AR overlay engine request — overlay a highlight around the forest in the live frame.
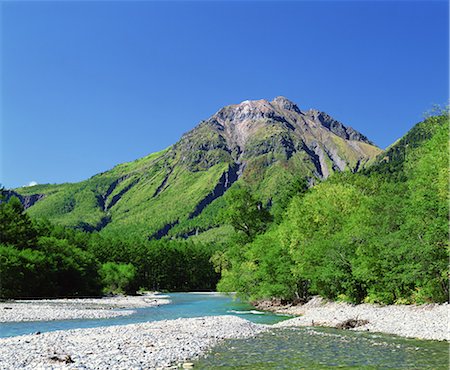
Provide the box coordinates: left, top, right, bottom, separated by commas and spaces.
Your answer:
218, 114, 449, 304
0, 113, 448, 304
0, 197, 219, 298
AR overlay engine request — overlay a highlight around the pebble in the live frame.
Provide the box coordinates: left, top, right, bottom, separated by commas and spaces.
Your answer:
269, 296, 450, 341
1, 295, 447, 369
0, 295, 170, 323
0, 316, 267, 369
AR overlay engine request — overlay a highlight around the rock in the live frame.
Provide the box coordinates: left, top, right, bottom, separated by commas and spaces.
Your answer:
1, 190, 45, 210
0, 316, 266, 369
270, 299, 449, 341
272, 96, 302, 113
0, 295, 170, 323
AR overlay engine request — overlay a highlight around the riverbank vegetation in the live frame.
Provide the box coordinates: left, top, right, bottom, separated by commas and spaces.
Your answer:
1, 114, 447, 303
217, 114, 449, 304
0, 196, 220, 298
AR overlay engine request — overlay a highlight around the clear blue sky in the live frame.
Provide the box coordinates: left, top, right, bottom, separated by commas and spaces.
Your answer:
1, 1, 448, 189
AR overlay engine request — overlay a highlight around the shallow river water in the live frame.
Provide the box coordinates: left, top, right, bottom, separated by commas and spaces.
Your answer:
1, 293, 448, 368
0, 292, 287, 338
194, 326, 449, 369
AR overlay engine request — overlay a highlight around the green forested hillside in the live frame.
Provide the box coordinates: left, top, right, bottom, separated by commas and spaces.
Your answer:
3, 99, 447, 303
14, 97, 381, 242
16, 149, 233, 241
0, 195, 220, 298
217, 114, 449, 304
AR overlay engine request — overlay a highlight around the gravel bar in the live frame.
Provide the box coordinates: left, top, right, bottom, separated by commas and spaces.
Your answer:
0, 295, 170, 323
0, 316, 267, 369
1, 295, 447, 369
261, 296, 449, 341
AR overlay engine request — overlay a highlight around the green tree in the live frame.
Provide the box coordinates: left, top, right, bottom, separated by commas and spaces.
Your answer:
271, 176, 308, 223
99, 262, 136, 294
37, 236, 101, 296
400, 120, 448, 302
221, 185, 273, 243
282, 182, 369, 302
0, 245, 51, 298
0, 196, 38, 249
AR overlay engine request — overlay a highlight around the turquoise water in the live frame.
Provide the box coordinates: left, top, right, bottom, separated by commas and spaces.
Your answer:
0, 293, 289, 338
1, 293, 448, 369
195, 327, 449, 369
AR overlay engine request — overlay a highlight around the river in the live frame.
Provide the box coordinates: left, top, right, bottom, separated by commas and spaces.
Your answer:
1, 293, 448, 368
0, 292, 287, 338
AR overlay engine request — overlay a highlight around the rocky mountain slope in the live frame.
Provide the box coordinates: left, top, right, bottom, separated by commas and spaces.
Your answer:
13, 97, 381, 241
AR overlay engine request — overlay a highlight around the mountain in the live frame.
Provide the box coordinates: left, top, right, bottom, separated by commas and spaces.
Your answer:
13, 97, 381, 241
363, 114, 446, 181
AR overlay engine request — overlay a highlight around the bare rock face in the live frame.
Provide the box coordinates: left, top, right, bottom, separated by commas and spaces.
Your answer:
272, 96, 302, 113
179, 96, 380, 179
305, 109, 372, 144
213, 99, 280, 150
1, 190, 45, 210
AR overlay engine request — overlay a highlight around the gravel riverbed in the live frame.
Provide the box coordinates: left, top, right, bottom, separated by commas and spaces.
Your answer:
0, 295, 447, 369
0, 295, 170, 322
258, 296, 449, 341
0, 316, 266, 369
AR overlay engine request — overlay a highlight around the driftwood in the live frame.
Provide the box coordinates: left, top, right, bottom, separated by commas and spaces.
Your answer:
336, 318, 369, 329
49, 354, 74, 364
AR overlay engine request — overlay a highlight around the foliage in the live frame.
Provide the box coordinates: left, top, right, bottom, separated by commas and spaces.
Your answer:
216, 114, 449, 304
282, 181, 370, 302
0, 196, 38, 249
0, 245, 53, 298
0, 195, 220, 298
0, 196, 101, 298
216, 185, 280, 298
219, 185, 273, 244
218, 230, 299, 300
363, 114, 447, 181
99, 262, 136, 294
92, 239, 221, 292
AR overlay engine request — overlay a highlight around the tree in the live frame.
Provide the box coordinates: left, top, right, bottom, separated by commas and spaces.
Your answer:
217, 185, 274, 296
0, 245, 51, 298
271, 176, 308, 223
99, 262, 136, 294
221, 185, 273, 243
0, 196, 38, 249
282, 182, 369, 302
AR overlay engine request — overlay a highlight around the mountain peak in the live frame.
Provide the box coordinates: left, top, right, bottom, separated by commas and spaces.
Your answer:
271, 96, 301, 113
234, 96, 300, 113
239, 98, 269, 106
209, 97, 373, 148
214, 96, 303, 124
213, 98, 274, 125
181, 96, 380, 179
